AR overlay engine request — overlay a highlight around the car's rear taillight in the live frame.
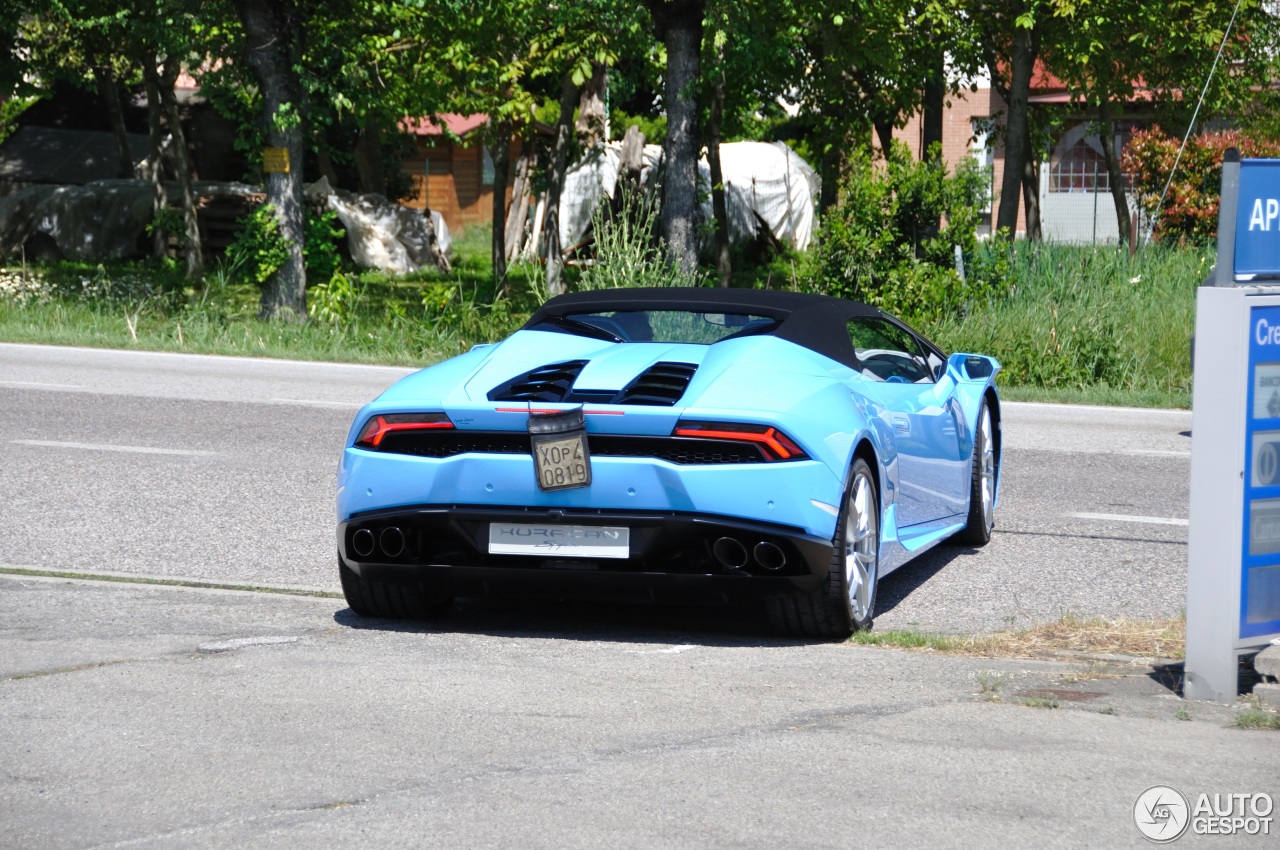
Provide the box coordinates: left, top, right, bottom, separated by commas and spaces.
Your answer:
672, 421, 808, 461
355, 413, 454, 448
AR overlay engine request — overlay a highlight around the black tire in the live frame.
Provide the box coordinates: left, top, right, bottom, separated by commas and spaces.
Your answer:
957, 399, 996, 546
339, 557, 451, 620
767, 457, 879, 639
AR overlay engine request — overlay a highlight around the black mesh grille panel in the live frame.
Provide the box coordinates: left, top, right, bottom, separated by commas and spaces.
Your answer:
368, 431, 765, 464
487, 360, 586, 403
614, 362, 698, 406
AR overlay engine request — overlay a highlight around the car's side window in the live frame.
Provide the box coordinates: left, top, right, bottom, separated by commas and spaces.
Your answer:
847, 318, 934, 383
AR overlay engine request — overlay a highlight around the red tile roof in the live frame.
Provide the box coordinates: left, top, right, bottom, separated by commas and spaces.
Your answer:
400, 114, 489, 137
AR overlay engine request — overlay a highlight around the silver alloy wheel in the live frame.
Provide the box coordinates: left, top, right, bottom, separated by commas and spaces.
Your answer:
979, 407, 994, 533
845, 472, 878, 622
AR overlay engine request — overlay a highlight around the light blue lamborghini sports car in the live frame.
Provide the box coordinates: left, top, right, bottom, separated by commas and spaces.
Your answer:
337, 287, 1001, 638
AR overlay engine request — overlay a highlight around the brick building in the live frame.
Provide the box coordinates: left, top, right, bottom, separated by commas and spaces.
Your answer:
890, 65, 1143, 244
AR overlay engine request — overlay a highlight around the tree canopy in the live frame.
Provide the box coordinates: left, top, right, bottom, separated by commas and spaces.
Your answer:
2, 0, 1277, 310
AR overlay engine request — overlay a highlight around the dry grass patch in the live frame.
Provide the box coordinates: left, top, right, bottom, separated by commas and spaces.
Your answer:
851, 614, 1185, 660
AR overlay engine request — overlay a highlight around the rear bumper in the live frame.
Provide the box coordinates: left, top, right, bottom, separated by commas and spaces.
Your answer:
339, 504, 835, 598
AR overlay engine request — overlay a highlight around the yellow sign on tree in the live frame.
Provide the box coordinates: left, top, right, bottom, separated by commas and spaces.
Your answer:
262, 147, 290, 174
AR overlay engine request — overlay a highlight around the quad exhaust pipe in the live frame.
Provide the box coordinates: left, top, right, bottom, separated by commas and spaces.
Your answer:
712, 537, 788, 572
351, 528, 375, 558
350, 526, 406, 559
712, 537, 748, 569
753, 541, 787, 571
379, 527, 405, 558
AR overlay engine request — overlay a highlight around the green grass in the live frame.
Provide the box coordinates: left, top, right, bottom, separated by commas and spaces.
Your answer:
924, 242, 1208, 401
847, 629, 971, 651
1233, 709, 1280, 730
0, 234, 1207, 409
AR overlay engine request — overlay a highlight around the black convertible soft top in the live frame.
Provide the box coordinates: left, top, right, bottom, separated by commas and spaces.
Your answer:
524, 287, 929, 370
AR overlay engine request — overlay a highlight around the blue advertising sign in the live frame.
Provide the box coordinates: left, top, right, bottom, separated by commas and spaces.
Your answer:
1235, 160, 1280, 277
1240, 305, 1280, 638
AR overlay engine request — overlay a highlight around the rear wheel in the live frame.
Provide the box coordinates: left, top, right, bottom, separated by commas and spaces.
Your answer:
957, 400, 996, 546
339, 557, 451, 620
768, 458, 879, 639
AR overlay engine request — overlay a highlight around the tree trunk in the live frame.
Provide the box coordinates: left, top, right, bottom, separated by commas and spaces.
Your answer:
158, 59, 203, 280
820, 143, 842, 212
505, 140, 534, 263
142, 62, 168, 260
649, 0, 705, 274
707, 66, 730, 286
618, 124, 646, 190
95, 66, 134, 178
488, 120, 511, 291
995, 24, 1036, 236
874, 118, 894, 157
575, 63, 608, 147
542, 72, 582, 297
355, 118, 386, 196
1021, 123, 1042, 241
921, 50, 944, 163
1097, 101, 1131, 247
920, 49, 945, 246
234, 0, 306, 320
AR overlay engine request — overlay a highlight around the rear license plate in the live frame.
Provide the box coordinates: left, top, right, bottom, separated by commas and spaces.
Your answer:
531, 432, 591, 491
488, 523, 630, 559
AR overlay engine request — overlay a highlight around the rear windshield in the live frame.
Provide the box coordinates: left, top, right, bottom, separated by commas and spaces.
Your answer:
530, 310, 779, 344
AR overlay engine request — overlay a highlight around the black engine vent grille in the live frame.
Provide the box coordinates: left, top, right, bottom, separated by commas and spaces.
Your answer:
487, 360, 587, 403
614, 362, 698, 406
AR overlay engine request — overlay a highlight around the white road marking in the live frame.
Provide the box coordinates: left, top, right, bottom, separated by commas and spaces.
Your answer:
11, 440, 215, 457
0, 380, 83, 389
269, 398, 364, 409
1124, 449, 1191, 457
1070, 512, 1189, 527
625, 644, 696, 655
1004, 400, 1190, 415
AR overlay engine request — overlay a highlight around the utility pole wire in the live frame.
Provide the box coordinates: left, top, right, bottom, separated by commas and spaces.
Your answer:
1143, 0, 1245, 246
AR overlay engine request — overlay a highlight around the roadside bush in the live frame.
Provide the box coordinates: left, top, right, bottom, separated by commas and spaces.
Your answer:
1123, 128, 1280, 244
578, 183, 705, 290
226, 204, 289, 286
810, 142, 1009, 325
304, 210, 345, 284
924, 243, 1208, 394
226, 205, 347, 288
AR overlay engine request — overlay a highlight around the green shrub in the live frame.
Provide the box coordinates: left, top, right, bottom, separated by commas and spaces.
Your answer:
578, 183, 705, 290
307, 270, 359, 324
810, 142, 1008, 324
304, 210, 344, 285
1123, 128, 1280, 244
924, 243, 1207, 393
227, 206, 346, 288
226, 205, 289, 286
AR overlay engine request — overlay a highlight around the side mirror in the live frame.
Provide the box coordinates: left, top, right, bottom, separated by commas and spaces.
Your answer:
947, 352, 999, 381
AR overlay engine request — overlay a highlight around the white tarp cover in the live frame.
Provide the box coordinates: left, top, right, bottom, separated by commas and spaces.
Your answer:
305, 178, 451, 275
558, 140, 819, 254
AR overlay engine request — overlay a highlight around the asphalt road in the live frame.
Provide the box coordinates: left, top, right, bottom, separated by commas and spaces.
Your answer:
3, 344, 1271, 850
2, 574, 1274, 850
0, 342, 1191, 633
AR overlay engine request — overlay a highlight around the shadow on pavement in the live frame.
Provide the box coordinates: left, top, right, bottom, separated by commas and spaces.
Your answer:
333, 595, 817, 649
873, 543, 969, 618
